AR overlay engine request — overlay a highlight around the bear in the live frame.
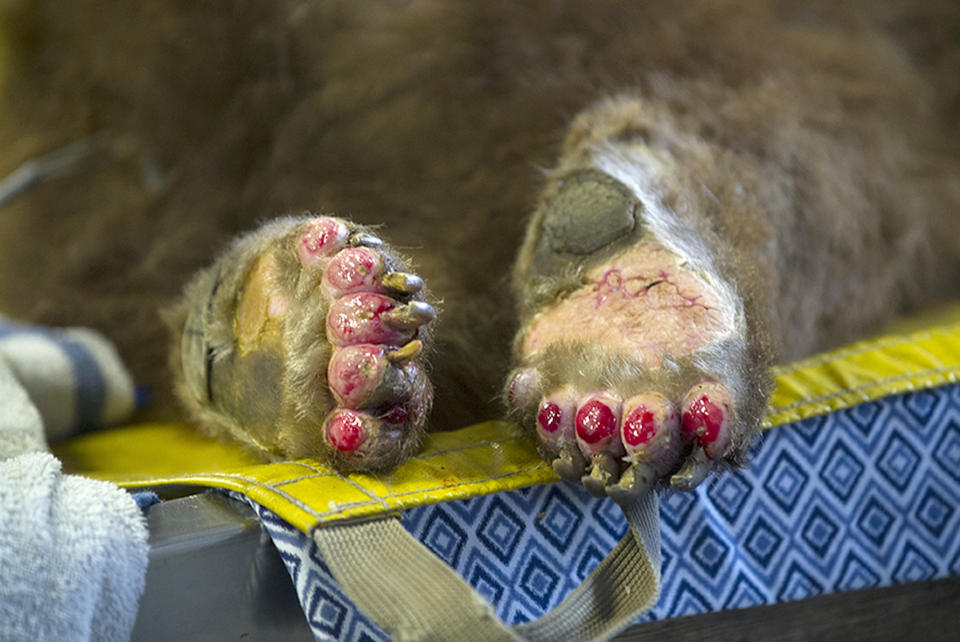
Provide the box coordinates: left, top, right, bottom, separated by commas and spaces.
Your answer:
0, 0, 958, 500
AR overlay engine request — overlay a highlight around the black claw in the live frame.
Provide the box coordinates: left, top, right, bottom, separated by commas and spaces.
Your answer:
606, 462, 656, 504
670, 445, 711, 492
364, 363, 412, 409
552, 443, 586, 481
349, 232, 384, 247
383, 301, 436, 330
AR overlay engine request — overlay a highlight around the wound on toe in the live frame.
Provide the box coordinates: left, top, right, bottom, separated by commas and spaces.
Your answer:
322, 247, 385, 297
621, 394, 681, 475
538, 402, 564, 434
327, 410, 366, 451
326, 293, 413, 346
298, 217, 349, 267
575, 394, 622, 455
622, 407, 657, 447
681, 394, 727, 459
542, 170, 638, 255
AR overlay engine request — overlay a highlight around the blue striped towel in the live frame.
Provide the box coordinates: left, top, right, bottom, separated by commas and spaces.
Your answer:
0, 316, 136, 444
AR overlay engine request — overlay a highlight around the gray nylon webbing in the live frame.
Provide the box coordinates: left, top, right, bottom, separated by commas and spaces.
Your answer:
314, 517, 519, 642
313, 490, 661, 641
515, 490, 661, 641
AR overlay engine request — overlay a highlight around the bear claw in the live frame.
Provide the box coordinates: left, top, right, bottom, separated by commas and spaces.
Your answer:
552, 442, 587, 481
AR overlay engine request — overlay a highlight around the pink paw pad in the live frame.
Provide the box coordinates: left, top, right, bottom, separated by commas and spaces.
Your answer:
324, 408, 408, 466
326, 409, 368, 452
681, 383, 733, 460
506, 368, 540, 413
327, 344, 412, 409
575, 392, 624, 458
322, 247, 387, 298
621, 393, 681, 475
326, 293, 416, 347
298, 217, 349, 267
535, 387, 577, 451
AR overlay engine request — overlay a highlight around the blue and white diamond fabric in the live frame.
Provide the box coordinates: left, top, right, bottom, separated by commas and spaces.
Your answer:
251, 384, 960, 641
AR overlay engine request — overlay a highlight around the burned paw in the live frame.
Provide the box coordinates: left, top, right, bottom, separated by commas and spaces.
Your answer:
171, 215, 435, 472
510, 164, 755, 498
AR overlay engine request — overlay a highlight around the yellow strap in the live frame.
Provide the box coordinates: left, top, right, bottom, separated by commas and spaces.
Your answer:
53, 305, 960, 533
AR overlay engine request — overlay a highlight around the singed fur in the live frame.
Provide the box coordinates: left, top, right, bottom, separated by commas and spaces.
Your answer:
0, 1, 958, 439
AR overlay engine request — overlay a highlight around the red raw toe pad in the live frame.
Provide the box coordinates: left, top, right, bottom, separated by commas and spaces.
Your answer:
622, 407, 657, 447
681, 383, 733, 460
575, 392, 624, 457
621, 394, 681, 476
298, 217, 349, 267
535, 387, 577, 451
322, 247, 386, 297
326, 293, 414, 347
326, 409, 367, 452
538, 402, 564, 433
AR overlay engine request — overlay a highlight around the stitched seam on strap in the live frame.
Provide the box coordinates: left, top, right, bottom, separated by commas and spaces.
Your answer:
764, 364, 960, 417
378, 463, 552, 502
770, 323, 960, 375
308, 462, 553, 519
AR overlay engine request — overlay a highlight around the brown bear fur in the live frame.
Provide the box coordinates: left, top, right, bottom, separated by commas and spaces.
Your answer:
0, 0, 958, 440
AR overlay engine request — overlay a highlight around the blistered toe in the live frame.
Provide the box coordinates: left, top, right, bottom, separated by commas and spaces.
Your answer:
327, 345, 412, 409
506, 368, 540, 414
575, 392, 624, 458
322, 247, 386, 297
298, 217, 350, 267
326, 293, 415, 347
681, 382, 733, 460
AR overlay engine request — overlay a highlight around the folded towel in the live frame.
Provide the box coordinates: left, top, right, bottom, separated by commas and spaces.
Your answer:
0, 453, 149, 641
0, 318, 147, 642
